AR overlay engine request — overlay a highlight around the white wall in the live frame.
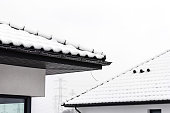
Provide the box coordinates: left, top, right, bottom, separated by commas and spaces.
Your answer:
79, 104, 170, 113
0, 64, 46, 97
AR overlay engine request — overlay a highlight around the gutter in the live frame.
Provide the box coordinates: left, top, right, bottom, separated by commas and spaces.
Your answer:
75, 107, 81, 113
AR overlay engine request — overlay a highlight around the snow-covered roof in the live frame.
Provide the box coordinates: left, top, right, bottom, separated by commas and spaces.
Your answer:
64, 50, 170, 107
0, 21, 106, 60
0, 21, 111, 75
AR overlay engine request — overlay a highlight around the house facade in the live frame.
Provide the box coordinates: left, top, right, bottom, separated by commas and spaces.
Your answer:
63, 50, 170, 113
0, 21, 110, 113
79, 104, 169, 113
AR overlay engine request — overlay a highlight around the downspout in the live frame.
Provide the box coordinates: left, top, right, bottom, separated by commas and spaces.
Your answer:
75, 107, 81, 113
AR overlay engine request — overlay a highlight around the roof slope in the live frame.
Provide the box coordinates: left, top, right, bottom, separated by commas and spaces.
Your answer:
64, 50, 170, 107
0, 21, 107, 61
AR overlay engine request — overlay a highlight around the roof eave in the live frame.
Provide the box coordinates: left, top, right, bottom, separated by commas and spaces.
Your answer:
63, 100, 170, 107
0, 44, 111, 74
0, 43, 111, 65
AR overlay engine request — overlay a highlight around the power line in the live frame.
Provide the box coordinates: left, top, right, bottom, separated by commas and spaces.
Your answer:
90, 72, 98, 81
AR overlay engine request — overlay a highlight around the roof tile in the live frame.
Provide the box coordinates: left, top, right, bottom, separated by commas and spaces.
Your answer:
0, 22, 105, 60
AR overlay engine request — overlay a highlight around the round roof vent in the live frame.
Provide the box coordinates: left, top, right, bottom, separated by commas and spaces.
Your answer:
133, 70, 137, 74
147, 68, 150, 72
140, 69, 144, 73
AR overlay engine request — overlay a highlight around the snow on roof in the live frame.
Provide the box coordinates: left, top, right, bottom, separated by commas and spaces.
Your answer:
0, 21, 106, 60
64, 50, 170, 106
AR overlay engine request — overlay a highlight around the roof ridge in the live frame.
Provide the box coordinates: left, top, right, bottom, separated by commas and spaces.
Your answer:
63, 49, 170, 105
0, 21, 105, 57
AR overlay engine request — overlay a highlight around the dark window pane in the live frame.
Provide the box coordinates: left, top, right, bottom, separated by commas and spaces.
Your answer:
0, 97, 25, 104
150, 109, 161, 113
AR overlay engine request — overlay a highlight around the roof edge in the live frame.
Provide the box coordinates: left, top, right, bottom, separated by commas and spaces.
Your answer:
63, 100, 170, 107
0, 43, 111, 66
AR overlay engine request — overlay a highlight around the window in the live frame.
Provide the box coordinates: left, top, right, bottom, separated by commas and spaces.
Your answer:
149, 109, 161, 113
0, 95, 31, 113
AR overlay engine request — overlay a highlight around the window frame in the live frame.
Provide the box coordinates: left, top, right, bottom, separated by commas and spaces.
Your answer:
0, 94, 31, 113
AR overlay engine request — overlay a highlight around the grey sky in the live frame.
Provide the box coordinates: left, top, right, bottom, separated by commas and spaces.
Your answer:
1, 0, 170, 113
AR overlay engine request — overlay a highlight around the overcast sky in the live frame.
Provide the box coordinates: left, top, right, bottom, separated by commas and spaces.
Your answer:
1, 0, 170, 113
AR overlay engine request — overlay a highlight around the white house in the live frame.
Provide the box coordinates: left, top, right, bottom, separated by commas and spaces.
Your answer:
63, 50, 170, 113
0, 21, 111, 113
